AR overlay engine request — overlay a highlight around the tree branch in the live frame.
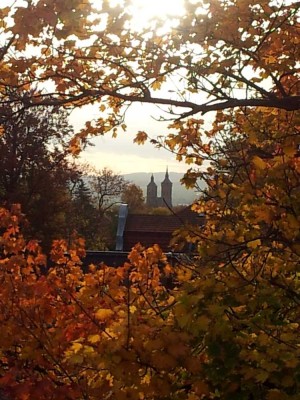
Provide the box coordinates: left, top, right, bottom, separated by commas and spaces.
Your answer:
9, 90, 300, 119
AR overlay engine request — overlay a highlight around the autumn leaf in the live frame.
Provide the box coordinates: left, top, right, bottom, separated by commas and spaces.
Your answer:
133, 131, 148, 145
95, 308, 114, 321
247, 239, 261, 249
252, 156, 267, 170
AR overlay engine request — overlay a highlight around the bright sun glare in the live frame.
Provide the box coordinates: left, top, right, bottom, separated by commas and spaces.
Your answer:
128, 0, 186, 31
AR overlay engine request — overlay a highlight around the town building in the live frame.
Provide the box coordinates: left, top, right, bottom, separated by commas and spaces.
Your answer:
146, 169, 172, 208
115, 203, 204, 252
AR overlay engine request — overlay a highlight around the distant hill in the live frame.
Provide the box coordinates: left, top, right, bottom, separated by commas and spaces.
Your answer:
123, 172, 204, 206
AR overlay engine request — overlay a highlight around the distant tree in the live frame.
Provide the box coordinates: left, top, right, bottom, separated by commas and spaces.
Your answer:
89, 167, 127, 214
0, 103, 71, 203
0, 99, 80, 250
68, 179, 119, 250
121, 183, 145, 213
64, 166, 128, 250
67, 180, 98, 248
26, 166, 77, 251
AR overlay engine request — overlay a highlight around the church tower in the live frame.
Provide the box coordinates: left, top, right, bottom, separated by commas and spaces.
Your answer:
146, 174, 158, 207
161, 168, 172, 208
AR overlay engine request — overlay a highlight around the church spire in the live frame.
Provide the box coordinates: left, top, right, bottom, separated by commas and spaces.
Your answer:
146, 170, 173, 208
146, 173, 157, 207
161, 167, 172, 207
165, 167, 169, 179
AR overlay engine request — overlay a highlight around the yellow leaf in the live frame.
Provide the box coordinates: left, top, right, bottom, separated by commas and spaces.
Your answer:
68, 136, 82, 155
219, 158, 228, 167
285, 358, 298, 368
266, 390, 285, 400
88, 334, 101, 344
95, 308, 114, 321
248, 131, 257, 144
72, 342, 83, 353
177, 267, 192, 282
218, 189, 226, 199
264, 55, 277, 64
255, 208, 273, 224
247, 239, 261, 249
252, 156, 266, 170
129, 305, 137, 313
283, 145, 296, 157
256, 369, 269, 383
134, 131, 148, 145
141, 374, 151, 385
281, 332, 297, 342
151, 80, 162, 90
257, 333, 269, 346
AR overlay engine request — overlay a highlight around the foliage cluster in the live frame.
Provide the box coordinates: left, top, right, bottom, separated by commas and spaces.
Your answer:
0, 149, 300, 399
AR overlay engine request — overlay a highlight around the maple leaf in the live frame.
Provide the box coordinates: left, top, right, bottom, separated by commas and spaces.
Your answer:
95, 308, 114, 321
133, 131, 148, 145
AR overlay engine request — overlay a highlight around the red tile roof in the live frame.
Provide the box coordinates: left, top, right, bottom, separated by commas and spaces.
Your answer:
123, 206, 204, 252
125, 214, 182, 233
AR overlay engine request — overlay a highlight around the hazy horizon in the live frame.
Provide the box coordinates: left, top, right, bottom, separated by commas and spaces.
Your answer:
123, 171, 202, 206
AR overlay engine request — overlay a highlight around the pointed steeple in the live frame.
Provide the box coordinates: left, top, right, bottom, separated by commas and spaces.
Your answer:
165, 167, 169, 180
147, 173, 157, 207
162, 167, 171, 183
161, 167, 172, 207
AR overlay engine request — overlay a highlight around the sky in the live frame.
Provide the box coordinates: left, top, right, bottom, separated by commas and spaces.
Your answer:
69, 102, 192, 175
2, 0, 203, 175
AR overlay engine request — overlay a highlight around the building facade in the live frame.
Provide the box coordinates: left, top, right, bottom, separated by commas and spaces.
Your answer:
146, 170, 172, 208
115, 203, 205, 252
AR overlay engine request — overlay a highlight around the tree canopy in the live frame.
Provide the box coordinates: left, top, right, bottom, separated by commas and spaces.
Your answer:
68, 166, 128, 250
0, 1, 298, 143
0, 100, 81, 249
121, 183, 145, 212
